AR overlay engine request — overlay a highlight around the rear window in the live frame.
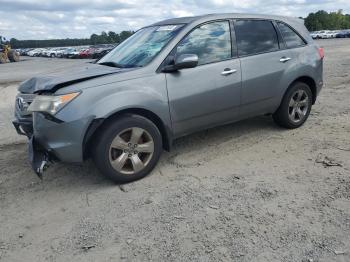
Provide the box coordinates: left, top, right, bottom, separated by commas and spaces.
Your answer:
277, 22, 305, 48
235, 20, 279, 56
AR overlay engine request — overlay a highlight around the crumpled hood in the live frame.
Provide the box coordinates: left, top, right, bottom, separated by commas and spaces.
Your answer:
18, 63, 130, 94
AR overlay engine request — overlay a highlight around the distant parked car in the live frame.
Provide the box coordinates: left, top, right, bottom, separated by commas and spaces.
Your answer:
330, 31, 339, 38
18, 48, 33, 56
79, 48, 94, 59
318, 30, 332, 39
92, 45, 115, 59
61, 48, 79, 58
336, 30, 350, 38
44, 48, 66, 58
310, 31, 321, 39
42, 48, 55, 57
54, 48, 68, 58
27, 48, 45, 57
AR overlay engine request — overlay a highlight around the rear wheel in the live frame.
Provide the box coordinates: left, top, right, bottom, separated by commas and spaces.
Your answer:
8, 50, 20, 62
273, 82, 313, 129
93, 115, 162, 183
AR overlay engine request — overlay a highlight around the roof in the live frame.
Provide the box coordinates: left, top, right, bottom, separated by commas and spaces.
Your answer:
150, 13, 312, 42
151, 13, 302, 26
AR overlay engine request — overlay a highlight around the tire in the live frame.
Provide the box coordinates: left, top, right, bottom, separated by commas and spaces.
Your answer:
93, 114, 163, 183
0, 52, 6, 64
273, 82, 313, 129
10, 50, 20, 62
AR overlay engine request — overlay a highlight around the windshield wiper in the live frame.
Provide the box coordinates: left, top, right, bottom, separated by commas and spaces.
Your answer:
99, 61, 143, 68
98, 61, 125, 68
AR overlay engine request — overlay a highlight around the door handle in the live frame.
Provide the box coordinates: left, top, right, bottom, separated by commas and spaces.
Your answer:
221, 69, 237, 76
280, 57, 292, 63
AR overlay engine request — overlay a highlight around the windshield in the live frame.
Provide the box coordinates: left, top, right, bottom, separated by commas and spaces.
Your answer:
98, 24, 184, 68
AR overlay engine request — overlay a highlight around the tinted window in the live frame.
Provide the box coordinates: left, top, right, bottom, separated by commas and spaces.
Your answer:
277, 22, 305, 48
176, 21, 232, 66
235, 20, 279, 56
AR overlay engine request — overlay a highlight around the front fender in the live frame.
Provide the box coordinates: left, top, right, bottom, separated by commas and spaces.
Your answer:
56, 73, 171, 133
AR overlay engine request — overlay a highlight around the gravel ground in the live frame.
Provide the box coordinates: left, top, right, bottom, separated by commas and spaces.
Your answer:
0, 39, 349, 262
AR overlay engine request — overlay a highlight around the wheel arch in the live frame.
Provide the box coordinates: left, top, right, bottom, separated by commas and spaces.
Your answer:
83, 108, 172, 160
287, 76, 317, 104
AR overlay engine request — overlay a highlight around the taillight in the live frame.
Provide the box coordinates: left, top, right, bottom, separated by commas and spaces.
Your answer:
318, 47, 324, 59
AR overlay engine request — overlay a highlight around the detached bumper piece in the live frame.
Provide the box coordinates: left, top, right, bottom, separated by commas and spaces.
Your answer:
12, 120, 33, 137
28, 136, 51, 179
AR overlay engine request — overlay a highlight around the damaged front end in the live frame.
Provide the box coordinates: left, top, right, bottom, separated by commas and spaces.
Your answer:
12, 63, 123, 179
28, 136, 51, 179
13, 93, 52, 179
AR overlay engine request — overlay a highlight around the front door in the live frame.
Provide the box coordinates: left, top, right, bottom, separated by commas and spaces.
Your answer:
165, 21, 242, 137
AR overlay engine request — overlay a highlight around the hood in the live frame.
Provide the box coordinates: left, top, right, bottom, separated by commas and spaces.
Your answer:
18, 63, 130, 94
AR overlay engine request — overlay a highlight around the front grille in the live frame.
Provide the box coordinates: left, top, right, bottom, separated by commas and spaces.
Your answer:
16, 93, 36, 116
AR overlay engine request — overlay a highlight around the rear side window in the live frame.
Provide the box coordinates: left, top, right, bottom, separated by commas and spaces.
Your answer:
176, 21, 232, 66
234, 20, 279, 56
277, 22, 305, 48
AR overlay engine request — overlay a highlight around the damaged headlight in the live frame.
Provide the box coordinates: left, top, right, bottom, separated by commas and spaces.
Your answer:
28, 92, 80, 115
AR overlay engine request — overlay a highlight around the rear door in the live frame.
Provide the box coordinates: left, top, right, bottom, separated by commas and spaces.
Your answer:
234, 19, 292, 117
275, 21, 308, 68
166, 20, 242, 137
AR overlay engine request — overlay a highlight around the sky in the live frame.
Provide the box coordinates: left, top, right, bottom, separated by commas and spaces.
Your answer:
0, 0, 349, 40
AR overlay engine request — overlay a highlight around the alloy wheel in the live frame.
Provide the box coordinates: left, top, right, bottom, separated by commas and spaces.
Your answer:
109, 127, 154, 175
288, 90, 309, 123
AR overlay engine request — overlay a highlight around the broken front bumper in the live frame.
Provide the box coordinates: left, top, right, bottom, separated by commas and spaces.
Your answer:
28, 136, 50, 178
13, 112, 94, 178
12, 119, 50, 178
12, 119, 33, 137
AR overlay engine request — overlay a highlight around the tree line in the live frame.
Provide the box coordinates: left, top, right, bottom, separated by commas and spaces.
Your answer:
304, 10, 350, 31
9, 30, 134, 49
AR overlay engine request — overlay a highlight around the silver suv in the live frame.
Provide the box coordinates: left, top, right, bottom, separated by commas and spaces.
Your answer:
13, 14, 324, 183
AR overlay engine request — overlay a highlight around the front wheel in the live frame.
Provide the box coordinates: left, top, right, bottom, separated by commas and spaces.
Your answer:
93, 115, 163, 183
273, 82, 313, 129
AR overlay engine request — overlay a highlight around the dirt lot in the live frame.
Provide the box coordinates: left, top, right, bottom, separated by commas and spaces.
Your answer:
0, 40, 349, 262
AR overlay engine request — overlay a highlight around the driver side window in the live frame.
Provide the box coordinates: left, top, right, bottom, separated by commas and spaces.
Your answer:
176, 21, 232, 66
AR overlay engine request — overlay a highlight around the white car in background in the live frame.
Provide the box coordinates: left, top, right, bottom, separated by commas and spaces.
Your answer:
319, 30, 333, 39
320, 30, 340, 39
310, 31, 321, 39
55, 48, 68, 58
27, 48, 45, 57
43, 48, 66, 58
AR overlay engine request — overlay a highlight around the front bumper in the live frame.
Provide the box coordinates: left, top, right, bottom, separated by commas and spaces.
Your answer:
13, 112, 93, 171
13, 112, 94, 178
12, 119, 33, 137
12, 119, 50, 178
32, 113, 93, 163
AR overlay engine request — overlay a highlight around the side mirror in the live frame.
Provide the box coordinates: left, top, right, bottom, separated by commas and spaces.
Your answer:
162, 54, 198, 72
174, 54, 198, 70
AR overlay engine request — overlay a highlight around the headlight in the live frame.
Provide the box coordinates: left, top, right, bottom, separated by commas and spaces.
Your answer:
28, 92, 80, 115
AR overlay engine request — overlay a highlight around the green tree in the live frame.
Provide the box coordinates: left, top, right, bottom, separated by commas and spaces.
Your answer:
304, 9, 350, 31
